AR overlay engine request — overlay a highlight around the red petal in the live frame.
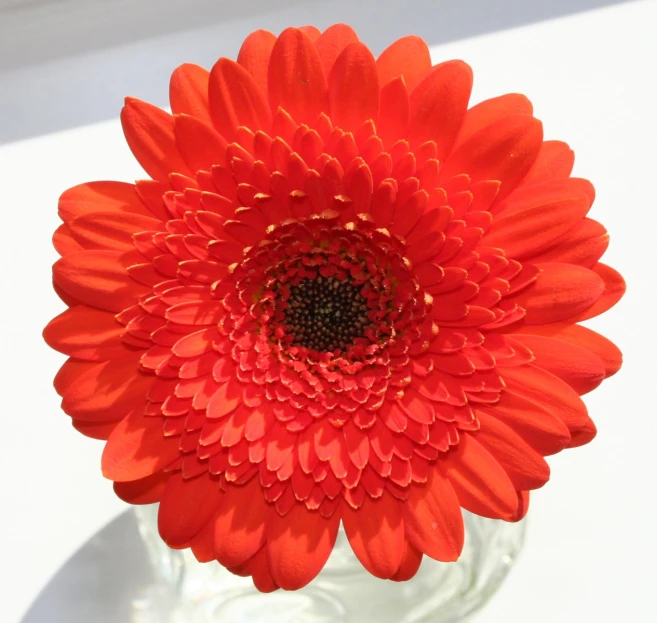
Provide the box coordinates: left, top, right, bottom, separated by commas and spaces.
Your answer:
102, 410, 180, 481
571, 263, 625, 321
521, 140, 574, 185
403, 464, 464, 561
214, 478, 268, 567
409, 61, 473, 160
54, 359, 96, 397
169, 63, 211, 124
439, 115, 543, 201
59, 181, 150, 222
267, 502, 340, 590
68, 211, 164, 252
328, 42, 379, 132
509, 262, 605, 324
509, 490, 530, 522
158, 472, 223, 547
478, 391, 571, 456
511, 333, 605, 394
314, 24, 360, 75
482, 195, 589, 260
442, 434, 518, 519
376, 35, 432, 93
113, 470, 169, 504
53, 250, 149, 312
231, 547, 279, 592
391, 540, 423, 582
209, 58, 271, 141
189, 520, 216, 562
377, 77, 409, 147
43, 306, 125, 360
268, 28, 328, 125
121, 97, 191, 181
237, 30, 277, 95
52, 224, 84, 256
207, 379, 242, 419
510, 322, 622, 378
501, 365, 594, 444
73, 419, 120, 440
342, 494, 404, 579
454, 93, 533, 149
61, 355, 150, 420
523, 217, 608, 268
475, 411, 550, 489
174, 114, 228, 173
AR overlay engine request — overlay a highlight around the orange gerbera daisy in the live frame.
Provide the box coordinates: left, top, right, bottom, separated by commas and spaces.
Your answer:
44, 24, 625, 591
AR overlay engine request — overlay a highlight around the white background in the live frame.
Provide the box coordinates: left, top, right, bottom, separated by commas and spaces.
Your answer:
1, 0, 656, 621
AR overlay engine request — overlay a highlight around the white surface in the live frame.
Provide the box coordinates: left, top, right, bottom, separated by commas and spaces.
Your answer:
1, 0, 656, 621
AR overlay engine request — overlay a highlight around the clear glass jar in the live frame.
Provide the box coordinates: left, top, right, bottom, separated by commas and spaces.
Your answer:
132, 504, 524, 623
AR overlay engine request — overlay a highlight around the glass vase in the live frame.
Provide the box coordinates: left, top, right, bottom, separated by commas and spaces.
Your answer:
132, 504, 525, 623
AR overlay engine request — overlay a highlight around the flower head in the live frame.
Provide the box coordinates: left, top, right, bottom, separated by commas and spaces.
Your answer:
44, 24, 625, 591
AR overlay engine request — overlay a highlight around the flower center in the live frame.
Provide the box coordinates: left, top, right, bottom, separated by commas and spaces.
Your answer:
284, 276, 371, 352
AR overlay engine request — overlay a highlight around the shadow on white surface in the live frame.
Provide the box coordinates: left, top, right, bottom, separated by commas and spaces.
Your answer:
20, 511, 153, 623
0, 0, 632, 144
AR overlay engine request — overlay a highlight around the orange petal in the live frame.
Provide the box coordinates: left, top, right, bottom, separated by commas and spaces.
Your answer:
267, 502, 340, 590
53, 250, 149, 312
439, 114, 543, 201
158, 472, 223, 547
61, 354, 150, 421
509, 262, 605, 324
214, 477, 268, 567
409, 60, 473, 160
174, 114, 228, 172
237, 29, 277, 94
102, 409, 180, 481
329, 42, 379, 132
571, 263, 625, 321
475, 412, 551, 490
454, 93, 533, 149
477, 391, 571, 456
314, 23, 360, 76
43, 306, 125, 361
169, 63, 211, 124
113, 470, 169, 504
209, 58, 272, 141
521, 140, 574, 185
377, 76, 409, 147
68, 211, 164, 251
511, 333, 606, 394
442, 434, 518, 519
342, 494, 405, 579
268, 27, 328, 125
58, 181, 149, 222
376, 35, 432, 93
403, 463, 464, 561
121, 97, 191, 181
482, 195, 590, 260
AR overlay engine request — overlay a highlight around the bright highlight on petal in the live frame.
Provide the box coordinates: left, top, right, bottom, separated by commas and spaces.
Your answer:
45, 23, 624, 592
